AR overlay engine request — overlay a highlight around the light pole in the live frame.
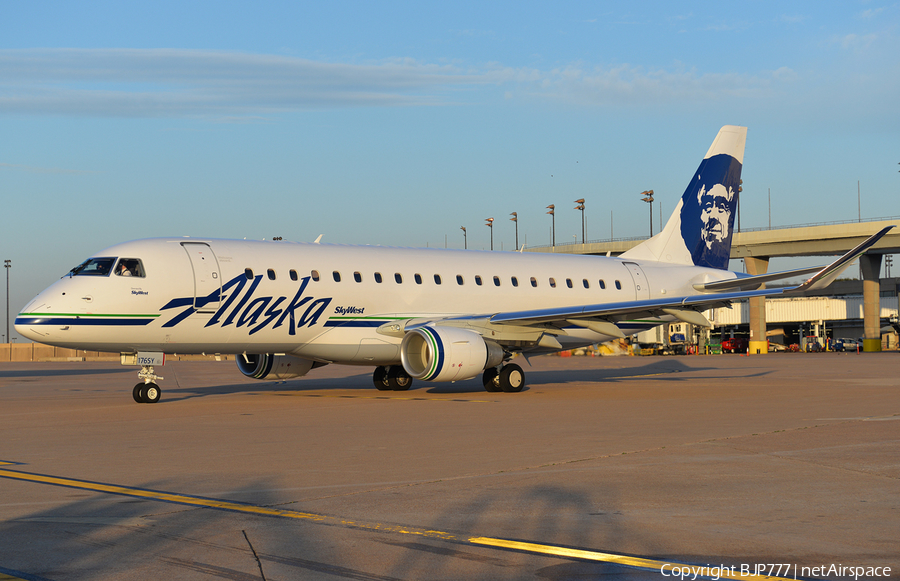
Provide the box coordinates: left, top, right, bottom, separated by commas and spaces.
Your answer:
4, 259, 10, 344
460, 226, 467, 250
485, 218, 494, 251
510, 212, 518, 250
639, 190, 654, 237
574, 198, 585, 243
546, 204, 555, 247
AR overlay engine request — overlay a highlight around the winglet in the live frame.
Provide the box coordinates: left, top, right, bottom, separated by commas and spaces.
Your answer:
313, 235, 323, 244
787, 226, 895, 294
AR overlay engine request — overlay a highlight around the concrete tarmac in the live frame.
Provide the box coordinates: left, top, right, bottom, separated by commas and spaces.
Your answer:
0, 353, 897, 580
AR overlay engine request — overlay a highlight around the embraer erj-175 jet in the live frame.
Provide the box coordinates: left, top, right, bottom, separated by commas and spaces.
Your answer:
16, 126, 892, 403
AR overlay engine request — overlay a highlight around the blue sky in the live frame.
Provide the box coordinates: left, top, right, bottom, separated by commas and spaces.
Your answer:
2, 1, 898, 338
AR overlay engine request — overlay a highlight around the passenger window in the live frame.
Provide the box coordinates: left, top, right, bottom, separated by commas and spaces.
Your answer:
434, 274, 442, 285
267, 269, 276, 280
115, 258, 145, 278
395, 273, 403, 284
530, 277, 538, 288
354, 272, 362, 283
374, 272, 383, 283
311, 270, 320, 282
549, 278, 556, 288
566, 279, 573, 289
475, 275, 483, 286
599, 279, 606, 289
290, 270, 298, 281
583, 279, 589, 289
245, 268, 254, 280
333, 271, 341, 282
511, 276, 518, 287
615, 280, 622, 290
493, 276, 501, 287
456, 275, 464, 285
414, 273, 422, 284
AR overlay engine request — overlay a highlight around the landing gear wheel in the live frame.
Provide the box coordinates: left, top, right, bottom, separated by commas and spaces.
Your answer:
499, 364, 525, 393
482, 368, 503, 392
133, 383, 145, 403
141, 382, 161, 404
386, 365, 413, 391
373, 366, 391, 391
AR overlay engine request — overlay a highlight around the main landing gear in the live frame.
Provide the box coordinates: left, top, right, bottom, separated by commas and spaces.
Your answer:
482, 363, 525, 393
373, 365, 413, 391
133, 365, 164, 404
371, 363, 525, 393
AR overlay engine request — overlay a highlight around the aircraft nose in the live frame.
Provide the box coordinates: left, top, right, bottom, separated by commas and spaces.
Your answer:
14, 294, 55, 342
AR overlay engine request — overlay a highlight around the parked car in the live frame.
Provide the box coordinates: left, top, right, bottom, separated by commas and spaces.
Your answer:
721, 337, 748, 353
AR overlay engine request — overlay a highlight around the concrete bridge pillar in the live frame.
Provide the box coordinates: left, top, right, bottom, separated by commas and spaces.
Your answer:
745, 256, 770, 355
860, 254, 883, 352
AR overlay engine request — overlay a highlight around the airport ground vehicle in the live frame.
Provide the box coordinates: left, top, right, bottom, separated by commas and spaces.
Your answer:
721, 337, 748, 353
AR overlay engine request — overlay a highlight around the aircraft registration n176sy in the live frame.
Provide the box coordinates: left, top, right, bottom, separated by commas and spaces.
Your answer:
16, 126, 893, 403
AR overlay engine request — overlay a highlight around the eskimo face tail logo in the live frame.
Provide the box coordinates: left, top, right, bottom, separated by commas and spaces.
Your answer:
160, 273, 332, 335
679, 153, 742, 270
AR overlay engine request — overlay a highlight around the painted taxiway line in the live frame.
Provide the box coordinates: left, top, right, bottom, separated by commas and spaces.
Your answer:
1, 462, 791, 580
469, 538, 795, 580
0, 567, 53, 581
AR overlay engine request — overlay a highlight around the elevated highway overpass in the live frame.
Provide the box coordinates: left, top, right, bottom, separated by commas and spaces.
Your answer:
526, 217, 900, 352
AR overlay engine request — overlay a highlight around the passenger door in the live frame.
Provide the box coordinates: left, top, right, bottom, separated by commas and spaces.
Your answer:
181, 242, 222, 313
622, 261, 650, 300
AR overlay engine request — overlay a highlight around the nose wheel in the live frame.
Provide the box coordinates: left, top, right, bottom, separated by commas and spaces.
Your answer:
133, 382, 162, 404
133, 365, 164, 403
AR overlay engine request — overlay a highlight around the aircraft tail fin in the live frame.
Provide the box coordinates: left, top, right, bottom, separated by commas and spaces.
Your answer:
621, 125, 746, 270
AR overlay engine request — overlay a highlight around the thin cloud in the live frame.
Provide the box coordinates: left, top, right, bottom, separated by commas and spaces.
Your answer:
0, 48, 494, 117
518, 64, 788, 106
0, 48, 807, 117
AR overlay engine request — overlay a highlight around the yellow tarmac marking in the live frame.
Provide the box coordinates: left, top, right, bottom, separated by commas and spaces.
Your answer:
469, 538, 794, 580
1, 461, 792, 579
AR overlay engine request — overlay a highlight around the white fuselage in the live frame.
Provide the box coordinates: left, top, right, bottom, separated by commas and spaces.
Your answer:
16, 238, 735, 362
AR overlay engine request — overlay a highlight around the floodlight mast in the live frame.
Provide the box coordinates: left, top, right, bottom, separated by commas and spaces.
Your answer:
640, 190, 654, 237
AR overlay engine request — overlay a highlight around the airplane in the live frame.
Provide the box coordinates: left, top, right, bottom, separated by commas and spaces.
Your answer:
15, 126, 893, 403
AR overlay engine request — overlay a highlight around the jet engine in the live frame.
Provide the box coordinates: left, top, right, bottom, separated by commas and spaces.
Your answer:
236, 353, 316, 380
400, 326, 504, 382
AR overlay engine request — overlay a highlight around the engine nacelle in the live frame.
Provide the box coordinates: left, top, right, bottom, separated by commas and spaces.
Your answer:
236, 354, 316, 381
400, 326, 504, 382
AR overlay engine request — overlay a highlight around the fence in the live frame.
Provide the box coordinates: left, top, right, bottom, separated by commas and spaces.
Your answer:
0, 343, 232, 363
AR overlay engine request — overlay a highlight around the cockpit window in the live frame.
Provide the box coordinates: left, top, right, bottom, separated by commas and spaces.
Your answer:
69, 257, 116, 277
115, 258, 145, 278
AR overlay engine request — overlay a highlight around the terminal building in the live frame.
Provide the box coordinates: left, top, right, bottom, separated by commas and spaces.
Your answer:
637, 278, 900, 352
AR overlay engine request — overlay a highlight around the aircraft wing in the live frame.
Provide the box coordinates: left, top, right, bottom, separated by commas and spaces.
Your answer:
392, 226, 895, 345
387, 287, 792, 349
784, 225, 895, 293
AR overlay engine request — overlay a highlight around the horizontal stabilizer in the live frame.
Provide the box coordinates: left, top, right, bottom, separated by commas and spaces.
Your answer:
693, 267, 822, 292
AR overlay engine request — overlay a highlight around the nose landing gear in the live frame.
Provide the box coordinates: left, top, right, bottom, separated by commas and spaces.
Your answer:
133, 365, 164, 403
